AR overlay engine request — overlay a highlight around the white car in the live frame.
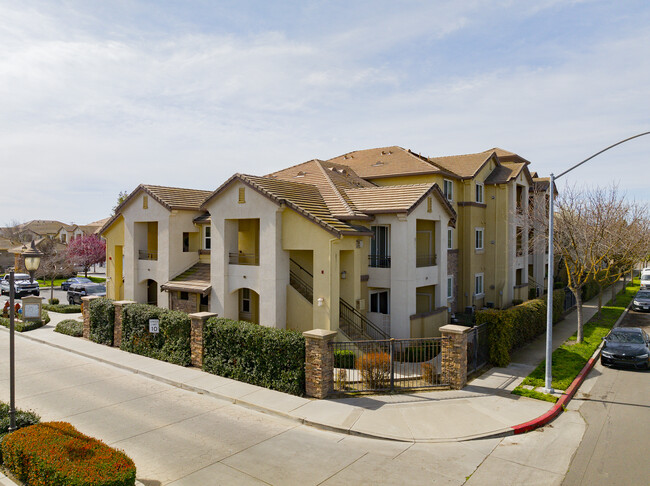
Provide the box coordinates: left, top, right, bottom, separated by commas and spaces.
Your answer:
640, 273, 650, 290
0, 273, 40, 297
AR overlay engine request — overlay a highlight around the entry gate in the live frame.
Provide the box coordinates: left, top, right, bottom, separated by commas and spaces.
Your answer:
467, 322, 489, 374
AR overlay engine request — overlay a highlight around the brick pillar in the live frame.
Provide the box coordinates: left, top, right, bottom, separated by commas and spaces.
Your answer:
189, 312, 218, 368
113, 300, 136, 348
440, 324, 471, 390
303, 329, 337, 399
81, 295, 101, 340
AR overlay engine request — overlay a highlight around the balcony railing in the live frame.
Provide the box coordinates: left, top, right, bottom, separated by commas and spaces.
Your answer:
229, 252, 259, 266
369, 254, 391, 268
138, 250, 158, 261
416, 253, 437, 268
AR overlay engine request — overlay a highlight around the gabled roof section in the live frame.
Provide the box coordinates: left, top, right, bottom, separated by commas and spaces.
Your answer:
489, 147, 533, 165
327, 146, 454, 180
427, 150, 496, 179
484, 161, 534, 185
15, 220, 68, 235
203, 174, 373, 237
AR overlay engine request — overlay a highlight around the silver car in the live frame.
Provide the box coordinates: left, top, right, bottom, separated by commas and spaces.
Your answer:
640, 274, 650, 290
632, 290, 650, 312
0, 273, 40, 297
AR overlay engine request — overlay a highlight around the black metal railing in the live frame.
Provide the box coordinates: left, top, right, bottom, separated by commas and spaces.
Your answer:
467, 322, 489, 374
229, 252, 259, 265
368, 254, 391, 268
138, 250, 158, 261
289, 259, 313, 302
331, 337, 448, 393
416, 253, 437, 268
339, 299, 390, 341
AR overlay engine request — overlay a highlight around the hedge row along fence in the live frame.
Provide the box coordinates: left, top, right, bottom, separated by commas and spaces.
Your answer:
1, 421, 136, 486
203, 317, 306, 396
476, 289, 566, 367
89, 298, 115, 346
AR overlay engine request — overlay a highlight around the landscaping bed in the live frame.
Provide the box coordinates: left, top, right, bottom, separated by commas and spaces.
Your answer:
0, 309, 50, 332
512, 279, 638, 402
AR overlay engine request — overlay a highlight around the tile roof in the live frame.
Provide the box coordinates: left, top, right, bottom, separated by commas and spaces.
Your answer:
142, 185, 213, 211
427, 150, 495, 179
344, 184, 444, 215
161, 263, 211, 295
327, 146, 451, 179
16, 220, 68, 235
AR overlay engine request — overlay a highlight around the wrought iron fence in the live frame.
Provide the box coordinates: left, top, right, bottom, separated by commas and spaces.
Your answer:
368, 254, 391, 268
564, 287, 576, 311
331, 337, 448, 393
415, 253, 437, 267
138, 250, 158, 261
228, 252, 259, 265
467, 322, 489, 374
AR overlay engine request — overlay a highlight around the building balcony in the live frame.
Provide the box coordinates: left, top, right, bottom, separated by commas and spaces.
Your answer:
369, 254, 391, 268
138, 250, 158, 261
229, 252, 259, 266
416, 253, 437, 268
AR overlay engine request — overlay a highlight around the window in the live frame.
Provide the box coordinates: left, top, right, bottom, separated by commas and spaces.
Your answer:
204, 226, 211, 250
370, 225, 390, 268
516, 268, 523, 285
182, 232, 190, 252
447, 228, 453, 250
370, 290, 389, 314
179, 291, 189, 301
443, 179, 453, 201
447, 276, 453, 300
475, 273, 484, 296
241, 288, 251, 313
475, 228, 484, 250
475, 183, 484, 203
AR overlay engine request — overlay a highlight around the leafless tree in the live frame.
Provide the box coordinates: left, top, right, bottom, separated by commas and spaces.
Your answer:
36, 239, 74, 303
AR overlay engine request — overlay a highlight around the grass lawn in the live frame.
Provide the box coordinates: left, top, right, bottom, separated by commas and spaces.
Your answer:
514, 278, 639, 400
36, 276, 106, 287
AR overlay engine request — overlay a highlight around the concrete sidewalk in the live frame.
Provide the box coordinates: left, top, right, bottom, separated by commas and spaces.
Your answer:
4, 281, 627, 443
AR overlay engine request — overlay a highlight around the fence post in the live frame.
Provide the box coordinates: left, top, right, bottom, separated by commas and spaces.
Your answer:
303, 329, 337, 399
113, 300, 136, 348
81, 295, 101, 340
440, 324, 471, 390
389, 338, 395, 393
189, 312, 218, 368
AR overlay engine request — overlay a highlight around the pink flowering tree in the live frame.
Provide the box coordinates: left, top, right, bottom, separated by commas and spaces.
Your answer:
67, 234, 106, 277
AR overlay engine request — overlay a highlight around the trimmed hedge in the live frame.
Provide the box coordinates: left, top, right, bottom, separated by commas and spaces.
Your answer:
55, 319, 84, 337
0, 310, 49, 332
89, 298, 115, 345
1, 422, 136, 486
334, 350, 356, 369
43, 303, 82, 314
476, 289, 565, 367
120, 303, 191, 366
0, 402, 40, 437
203, 318, 305, 396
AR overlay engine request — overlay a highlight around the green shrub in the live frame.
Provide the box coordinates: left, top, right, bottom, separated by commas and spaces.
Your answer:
1, 422, 136, 486
334, 350, 356, 369
120, 303, 191, 366
0, 310, 49, 332
89, 298, 115, 345
55, 319, 84, 337
203, 318, 305, 396
48, 298, 59, 305
476, 289, 566, 367
43, 303, 82, 313
511, 299, 524, 306
0, 402, 40, 436
395, 345, 438, 362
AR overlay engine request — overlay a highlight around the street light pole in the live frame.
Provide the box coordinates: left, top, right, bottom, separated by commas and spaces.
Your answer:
542, 131, 650, 394
8, 271, 16, 431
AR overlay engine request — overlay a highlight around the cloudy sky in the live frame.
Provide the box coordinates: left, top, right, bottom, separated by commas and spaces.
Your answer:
1, 0, 649, 225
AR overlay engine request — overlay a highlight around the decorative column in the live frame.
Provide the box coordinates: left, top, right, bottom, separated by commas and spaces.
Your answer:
303, 329, 337, 399
440, 324, 471, 390
81, 295, 101, 340
189, 312, 218, 368
113, 300, 136, 348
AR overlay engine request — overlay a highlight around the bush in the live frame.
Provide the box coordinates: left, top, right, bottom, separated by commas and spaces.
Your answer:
43, 303, 81, 313
421, 362, 437, 384
1, 422, 136, 486
395, 345, 438, 363
334, 350, 356, 369
121, 303, 191, 366
511, 299, 524, 306
55, 319, 84, 337
0, 402, 40, 436
89, 298, 115, 346
48, 298, 59, 305
0, 310, 49, 332
203, 318, 305, 396
476, 290, 566, 367
357, 352, 391, 388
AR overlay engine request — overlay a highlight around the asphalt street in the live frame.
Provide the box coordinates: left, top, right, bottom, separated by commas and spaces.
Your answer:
562, 308, 650, 486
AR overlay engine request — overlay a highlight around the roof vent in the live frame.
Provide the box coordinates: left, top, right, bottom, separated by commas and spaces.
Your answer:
295, 171, 306, 177
381, 150, 393, 155
371, 161, 384, 167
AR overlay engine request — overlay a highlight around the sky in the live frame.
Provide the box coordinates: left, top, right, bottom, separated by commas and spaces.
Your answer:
1, 0, 649, 225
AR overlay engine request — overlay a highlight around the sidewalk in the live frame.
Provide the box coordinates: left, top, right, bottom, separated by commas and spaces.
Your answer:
3, 281, 627, 443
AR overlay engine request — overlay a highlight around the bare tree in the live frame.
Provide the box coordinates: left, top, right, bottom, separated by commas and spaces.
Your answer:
36, 239, 74, 303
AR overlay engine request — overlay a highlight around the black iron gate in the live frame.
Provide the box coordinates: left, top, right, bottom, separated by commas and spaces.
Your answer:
467, 322, 489, 374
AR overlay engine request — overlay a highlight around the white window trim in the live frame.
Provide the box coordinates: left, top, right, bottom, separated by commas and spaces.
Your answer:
204, 225, 211, 250
474, 273, 485, 297
443, 179, 453, 202
475, 227, 484, 250
447, 275, 453, 300
475, 182, 484, 203
447, 228, 453, 250
369, 289, 390, 314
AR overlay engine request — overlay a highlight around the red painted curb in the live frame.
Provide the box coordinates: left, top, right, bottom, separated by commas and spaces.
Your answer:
512, 353, 599, 435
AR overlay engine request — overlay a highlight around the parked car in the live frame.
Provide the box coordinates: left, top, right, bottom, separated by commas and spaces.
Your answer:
67, 283, 106, 305
61, 277, 93, 291
600, 327, 650, 369
641, 267, 650, 276
632, 290, 650, 312
0, 273, 40, 297
640, 273, 650, 290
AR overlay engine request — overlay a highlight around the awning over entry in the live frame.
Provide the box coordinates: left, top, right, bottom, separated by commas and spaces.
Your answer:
160, 263, 211, 296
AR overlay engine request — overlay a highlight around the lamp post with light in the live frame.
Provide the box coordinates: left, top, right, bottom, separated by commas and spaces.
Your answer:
8, 241, 42, 432
542, 131, 650, 393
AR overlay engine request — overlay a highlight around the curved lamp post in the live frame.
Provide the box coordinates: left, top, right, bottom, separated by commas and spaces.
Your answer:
543, 131, 650, 393
8, 241, 42, 432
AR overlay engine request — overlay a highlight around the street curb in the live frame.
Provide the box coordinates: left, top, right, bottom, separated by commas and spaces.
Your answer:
511, 298, 633, 435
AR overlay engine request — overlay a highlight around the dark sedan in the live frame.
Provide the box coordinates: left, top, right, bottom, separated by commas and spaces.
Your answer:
631, 290, 650, 312
67, 283, 106, 305
61, 277, 93, 291
601, 327, 650, 369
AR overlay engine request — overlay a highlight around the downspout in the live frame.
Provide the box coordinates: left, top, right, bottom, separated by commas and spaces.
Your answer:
328, 237, 340, 332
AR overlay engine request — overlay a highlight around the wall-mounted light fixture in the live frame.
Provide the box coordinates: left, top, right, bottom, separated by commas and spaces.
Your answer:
340, 271, 346, 279
317, 297, 324, 307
